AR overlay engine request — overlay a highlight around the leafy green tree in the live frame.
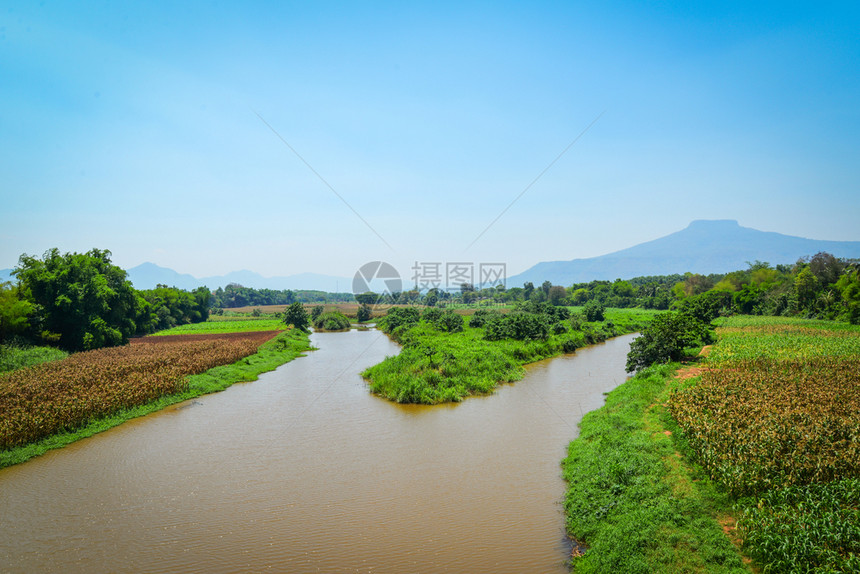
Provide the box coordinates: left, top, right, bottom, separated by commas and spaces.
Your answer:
14, 248, 138, 350
548, 285, 567, 306
355, 292, 379, 306
357, 303, 373, 323
808, 252, 842, 286
794, 267, 819, 310
679, 290, 733, 322
0, 282, 33, 344
523, 282, 534, 300
310, 305, 324, 320
282, 302, 310, 332
626, 312, 711, 372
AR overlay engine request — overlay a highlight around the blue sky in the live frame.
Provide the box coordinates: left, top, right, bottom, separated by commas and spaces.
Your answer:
2, 1, 858, 284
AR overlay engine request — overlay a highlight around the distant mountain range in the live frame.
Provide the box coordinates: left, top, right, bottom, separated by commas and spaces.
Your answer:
507, 219, 860, 286
123, 263, 354, 292
3, 220, 859, 292
0, 264, 353, 292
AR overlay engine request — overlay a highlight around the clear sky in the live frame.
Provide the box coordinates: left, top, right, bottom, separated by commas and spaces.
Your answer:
2, 1, 859, 283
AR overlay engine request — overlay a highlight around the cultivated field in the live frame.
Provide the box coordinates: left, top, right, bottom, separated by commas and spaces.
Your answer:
0, 331, 280, 450
668, 316, 860, 572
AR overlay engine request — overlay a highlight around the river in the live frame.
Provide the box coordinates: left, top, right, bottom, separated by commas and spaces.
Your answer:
0, 330, 635, 573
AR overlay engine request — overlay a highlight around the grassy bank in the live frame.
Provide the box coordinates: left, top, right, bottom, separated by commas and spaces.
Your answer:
0, 343, 68, 373
149, 317, 286, 335
563, 315, 860, 572
0, 328, 312, 468
562, 363, 749, 573
363, 305, 656, 404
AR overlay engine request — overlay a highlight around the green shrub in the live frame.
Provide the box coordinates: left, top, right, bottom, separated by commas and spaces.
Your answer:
313, 311, 350, 331
584, 300, 605, 322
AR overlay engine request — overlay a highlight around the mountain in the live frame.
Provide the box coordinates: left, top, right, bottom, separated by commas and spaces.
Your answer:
126, 262, 203, 291
126, 262, 353, 292
508, 220, 860, 286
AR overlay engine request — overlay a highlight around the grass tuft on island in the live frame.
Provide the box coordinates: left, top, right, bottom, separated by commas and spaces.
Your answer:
363, 304, 657, 404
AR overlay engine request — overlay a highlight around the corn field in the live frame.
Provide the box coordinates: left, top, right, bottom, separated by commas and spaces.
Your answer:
0, 331, 280, 450
668, 318, 860, 497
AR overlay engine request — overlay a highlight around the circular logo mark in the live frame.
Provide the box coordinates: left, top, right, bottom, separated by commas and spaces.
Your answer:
352, 261, 402, 298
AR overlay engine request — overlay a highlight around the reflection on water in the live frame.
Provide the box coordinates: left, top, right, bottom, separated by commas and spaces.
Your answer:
0, 330, 635, 574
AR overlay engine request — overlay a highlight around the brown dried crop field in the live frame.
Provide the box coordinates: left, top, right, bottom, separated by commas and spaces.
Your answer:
0, 332, 280, 450
667, 316, 860, 497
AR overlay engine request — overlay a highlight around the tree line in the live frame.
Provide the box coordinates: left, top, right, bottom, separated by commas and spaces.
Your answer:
209, 284, 354, 309
361, 253, 859, 324
1, 248, 210, 351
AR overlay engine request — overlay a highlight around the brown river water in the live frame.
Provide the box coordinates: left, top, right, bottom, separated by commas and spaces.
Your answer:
0, 330, 635, 574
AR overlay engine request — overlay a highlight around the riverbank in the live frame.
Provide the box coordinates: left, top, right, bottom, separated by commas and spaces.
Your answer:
0, 328, 313, 468
564, 316, 860, 572
562, 362, 749, 573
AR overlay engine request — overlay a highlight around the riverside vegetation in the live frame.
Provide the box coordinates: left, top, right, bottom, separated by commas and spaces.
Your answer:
564, 315, 860, 573
363, 302, 657, 404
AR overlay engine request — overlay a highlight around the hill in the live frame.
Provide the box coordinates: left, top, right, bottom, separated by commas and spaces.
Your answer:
507, 220, 860, 286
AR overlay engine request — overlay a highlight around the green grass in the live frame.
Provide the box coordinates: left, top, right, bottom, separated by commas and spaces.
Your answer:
364, 308, 655, 404
562, 364, 749, 573
0, 343, 68, 373
149, 317, 286, 335
0, 329, 313, 468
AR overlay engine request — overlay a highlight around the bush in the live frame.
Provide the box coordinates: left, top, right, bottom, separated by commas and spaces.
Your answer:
313, 311, 350, 331
381, 307, 420, 331
484, 312, 549, 341
468, 309, 501, 328
435, 310, 464, 333
625, 312, 711, 372
422, 308, 443, 323
584, 301, 605, 322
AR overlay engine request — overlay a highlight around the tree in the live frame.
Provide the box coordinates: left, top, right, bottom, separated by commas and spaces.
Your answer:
355, 292, 379, 306
794, 267, 819, 310
548, 285, 567, 306
0, 282, 33, 344
357, 303, 372, 323
626, 312, 711, 372
523, 282, 534, 301
808, 252, 842, 286
14, 248, 138, 350
282, 302, 310, 332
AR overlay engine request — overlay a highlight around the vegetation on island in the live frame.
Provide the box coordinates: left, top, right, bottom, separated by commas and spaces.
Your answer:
363, 302, 656, 404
